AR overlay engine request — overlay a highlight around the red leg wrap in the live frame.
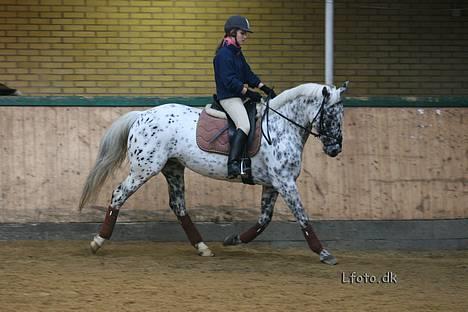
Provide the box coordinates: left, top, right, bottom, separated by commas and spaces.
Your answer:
178, 215, 202, 246
99, 206, 120, 239
240, 223, 266, 243
302, 224, 323, 254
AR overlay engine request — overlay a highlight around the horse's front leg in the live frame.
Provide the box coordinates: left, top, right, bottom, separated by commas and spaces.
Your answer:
275, 180, 337, 265
224, 185, 278, 246
162, 160, 214, 257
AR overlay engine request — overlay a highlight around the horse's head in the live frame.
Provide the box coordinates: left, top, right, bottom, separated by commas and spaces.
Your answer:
313, 81, 348, 157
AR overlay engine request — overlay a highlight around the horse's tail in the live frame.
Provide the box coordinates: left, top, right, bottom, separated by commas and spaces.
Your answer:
78, 110, 140, 211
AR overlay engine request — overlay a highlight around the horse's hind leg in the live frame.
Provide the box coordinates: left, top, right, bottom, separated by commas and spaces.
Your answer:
162, 160, 214, 257
90, 172, 153, 253
224, 185, 278, 246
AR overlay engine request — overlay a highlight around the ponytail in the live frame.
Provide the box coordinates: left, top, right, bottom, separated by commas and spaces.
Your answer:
215, 37, 226, 55
214, 29, 238, 55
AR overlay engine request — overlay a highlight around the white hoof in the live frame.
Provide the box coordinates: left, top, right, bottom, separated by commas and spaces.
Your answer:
90, 235, 105, 254
196, 242, 215, 257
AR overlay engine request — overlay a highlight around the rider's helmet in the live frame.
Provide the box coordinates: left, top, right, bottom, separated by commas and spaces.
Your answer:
224, 15, 253, 34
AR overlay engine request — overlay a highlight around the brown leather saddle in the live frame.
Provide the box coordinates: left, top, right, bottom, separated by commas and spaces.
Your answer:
196, 109, 261, 157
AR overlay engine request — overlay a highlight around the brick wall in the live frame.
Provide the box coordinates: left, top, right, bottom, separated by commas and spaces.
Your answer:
334, 1, 468, 96
0, 0, 467, 97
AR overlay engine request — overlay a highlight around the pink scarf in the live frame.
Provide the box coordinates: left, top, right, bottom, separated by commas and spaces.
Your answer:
223, 36, 240, 48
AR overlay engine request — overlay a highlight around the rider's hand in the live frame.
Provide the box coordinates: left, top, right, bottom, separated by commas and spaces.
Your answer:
260, 85, 276, 99
245, 89, 262, 103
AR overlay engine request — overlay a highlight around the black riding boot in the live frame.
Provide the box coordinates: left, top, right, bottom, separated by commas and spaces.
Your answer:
227, 129, 248, 179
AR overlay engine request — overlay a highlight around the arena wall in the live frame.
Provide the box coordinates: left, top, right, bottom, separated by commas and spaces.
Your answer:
0, 1, 466, 247
0, 102, 465, 223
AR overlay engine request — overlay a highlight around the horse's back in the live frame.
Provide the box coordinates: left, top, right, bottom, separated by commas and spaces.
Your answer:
133, 103, 201, 133
141, 103, 202, 120
127, 103, 202, 162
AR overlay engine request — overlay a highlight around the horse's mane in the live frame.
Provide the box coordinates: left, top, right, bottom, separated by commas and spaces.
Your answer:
268, 83, 327, 110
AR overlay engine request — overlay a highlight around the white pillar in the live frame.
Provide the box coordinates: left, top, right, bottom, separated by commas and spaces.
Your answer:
325, 0, 334, 85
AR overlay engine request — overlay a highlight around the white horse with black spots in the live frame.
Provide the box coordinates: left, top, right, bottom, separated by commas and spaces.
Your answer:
79, 81, 348, 265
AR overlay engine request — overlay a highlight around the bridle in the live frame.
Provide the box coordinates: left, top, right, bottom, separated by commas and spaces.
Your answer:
261, 93, 341, 145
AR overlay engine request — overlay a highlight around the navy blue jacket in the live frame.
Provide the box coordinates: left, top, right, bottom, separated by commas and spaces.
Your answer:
213, 44, 261, 100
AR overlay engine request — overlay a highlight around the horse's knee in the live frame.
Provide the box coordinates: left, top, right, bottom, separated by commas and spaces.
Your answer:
258, 214, 273, 227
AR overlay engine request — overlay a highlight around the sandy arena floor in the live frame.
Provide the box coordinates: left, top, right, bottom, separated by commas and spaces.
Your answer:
0, 241, 466, 312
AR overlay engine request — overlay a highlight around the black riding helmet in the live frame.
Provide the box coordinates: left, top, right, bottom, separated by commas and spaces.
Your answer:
224, 15, 253, 34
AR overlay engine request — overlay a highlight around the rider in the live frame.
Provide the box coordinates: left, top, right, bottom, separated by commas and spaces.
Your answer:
213, 15, 276, 178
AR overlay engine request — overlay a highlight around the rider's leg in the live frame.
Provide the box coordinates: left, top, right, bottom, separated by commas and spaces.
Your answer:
219, 97, 250, 135
219, 98, 250, 178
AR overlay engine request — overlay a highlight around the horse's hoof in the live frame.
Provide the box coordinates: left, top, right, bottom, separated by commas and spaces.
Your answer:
90, 240, 100, 254
196, 242, 215, 257
223, 233, 241, 246
320, 249, 337, 265
321, 255, 337, 265
198, 248, 215, 257
90, 235, 105, 254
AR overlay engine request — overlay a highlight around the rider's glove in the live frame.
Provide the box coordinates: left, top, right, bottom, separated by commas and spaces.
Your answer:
245, 89, 262, 103
260, 85, 277, 99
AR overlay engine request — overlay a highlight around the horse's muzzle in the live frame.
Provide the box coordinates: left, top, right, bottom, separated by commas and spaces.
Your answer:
324, 144, 342, 157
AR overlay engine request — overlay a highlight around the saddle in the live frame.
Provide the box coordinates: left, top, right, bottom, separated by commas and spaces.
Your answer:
196, 96, 262, 184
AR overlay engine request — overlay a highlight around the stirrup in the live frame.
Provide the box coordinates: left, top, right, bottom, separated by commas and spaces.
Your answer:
240, 158, 251, 177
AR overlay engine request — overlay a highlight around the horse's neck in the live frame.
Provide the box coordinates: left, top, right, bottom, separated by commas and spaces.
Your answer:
265, 96, 321, 144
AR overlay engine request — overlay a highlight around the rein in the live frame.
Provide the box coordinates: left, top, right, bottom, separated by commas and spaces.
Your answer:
261, 94, 328, 145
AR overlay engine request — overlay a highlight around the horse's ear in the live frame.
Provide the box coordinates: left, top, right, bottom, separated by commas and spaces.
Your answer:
338, 80, 349, 95
322, 86, 330, 98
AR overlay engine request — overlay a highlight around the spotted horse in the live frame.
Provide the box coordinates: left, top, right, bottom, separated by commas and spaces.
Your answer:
79, 81, 348, 265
